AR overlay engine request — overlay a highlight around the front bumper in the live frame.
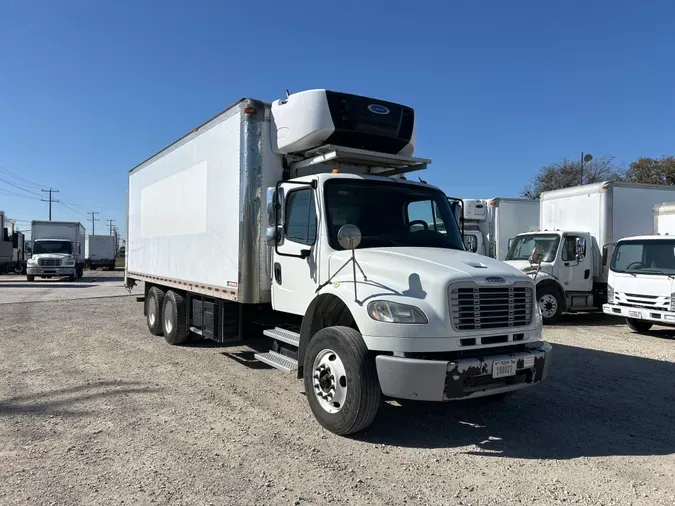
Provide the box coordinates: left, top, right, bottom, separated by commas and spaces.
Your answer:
375, 341, 552, 401
603, 303, 675, 325
27, 266, 75, 276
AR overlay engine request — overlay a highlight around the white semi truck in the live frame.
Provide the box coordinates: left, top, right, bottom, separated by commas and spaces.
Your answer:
85, 235, 117, 270
125, 89, 550, 435
461, 198, 539, 260
505, 181, 675, 323
0, 212, 27, 274
27, 220, 86, 282
603, 202, 675, 332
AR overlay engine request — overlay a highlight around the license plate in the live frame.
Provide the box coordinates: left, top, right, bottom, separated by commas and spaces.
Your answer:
628, 310, 642, 319
492, 359, 517, 379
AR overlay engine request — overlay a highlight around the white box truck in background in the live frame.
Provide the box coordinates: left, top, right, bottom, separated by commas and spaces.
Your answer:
461, 198, 539, 260
504, 181, 675, 323
27, 220, 86, 282
125, 89, 550, 435
603, 202, 675, 332
86, 235, 117, 270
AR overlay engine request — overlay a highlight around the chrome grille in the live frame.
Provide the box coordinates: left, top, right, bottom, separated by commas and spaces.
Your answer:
38, 258, 61, 267
450, 283, 534, 330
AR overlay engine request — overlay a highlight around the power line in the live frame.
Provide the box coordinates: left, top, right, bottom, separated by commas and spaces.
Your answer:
41, 188, 60, 221
0, 164, 46, 189
0, 188, 42, 200
87, 211, 100, 234
0, 176, 44, 198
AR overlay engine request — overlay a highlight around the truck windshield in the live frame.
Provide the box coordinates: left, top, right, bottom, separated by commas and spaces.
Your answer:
506, 234, 560, 262
33, 240, 72, 255
611, 239, 675, 275
323, 179, 464, 250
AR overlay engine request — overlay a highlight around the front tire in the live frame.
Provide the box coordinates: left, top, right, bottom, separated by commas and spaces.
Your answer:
303, 326, 380, 436
146, 287, 165, 336
76, 265, 83, 279
626, 318, 652, 333
537, 286, 563, 323
162, 290, 188, 345
27, 275, 34, 282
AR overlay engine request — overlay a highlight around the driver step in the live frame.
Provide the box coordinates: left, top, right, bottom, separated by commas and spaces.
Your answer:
263, 327, 300, 347
254, 351, 298, 372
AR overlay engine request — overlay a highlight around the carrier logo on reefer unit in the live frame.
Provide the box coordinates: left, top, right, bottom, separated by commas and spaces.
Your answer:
367, 104, 390, 115
485, 277, 506, 284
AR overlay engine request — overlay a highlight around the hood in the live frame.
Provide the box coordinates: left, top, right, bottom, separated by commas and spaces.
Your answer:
329, 247, 531, 294
611, 272, 675, 297
32, 253, 71, 259
503, 259, 535, 273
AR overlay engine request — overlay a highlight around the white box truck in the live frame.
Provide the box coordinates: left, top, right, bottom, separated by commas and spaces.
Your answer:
86, 235, 117, 270
125, 89, 550, 435
27, 220, 86, 281
461, 198, 539, 260
602, 202, 675, 332
504, 181, 675, 323
1, 211, 27, 274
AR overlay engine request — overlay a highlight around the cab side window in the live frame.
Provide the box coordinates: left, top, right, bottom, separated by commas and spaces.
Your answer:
562, 235, 584, 261
285, 189, 317, 245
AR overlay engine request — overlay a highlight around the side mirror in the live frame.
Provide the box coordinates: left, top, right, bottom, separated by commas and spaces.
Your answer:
576, 237, 586, 261
265, 186, 284, 246
77, 243, 81, 255
529, 244, 544, 266
337, 224, 362, 250
508, 238, 515, 250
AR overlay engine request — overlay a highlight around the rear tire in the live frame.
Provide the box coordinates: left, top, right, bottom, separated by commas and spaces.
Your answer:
27, 275, 34, 282
146, 287, 165, 336
303, 326, 380, 436
162, 290, 188, 345
537, 285, 563, 324
626, 318, 652, 333
76, 265, 83, 279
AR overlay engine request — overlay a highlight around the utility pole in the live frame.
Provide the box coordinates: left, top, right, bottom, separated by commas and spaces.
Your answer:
87, 211, 100, 235
107, 219, 116, 235
41, 188, 60, 221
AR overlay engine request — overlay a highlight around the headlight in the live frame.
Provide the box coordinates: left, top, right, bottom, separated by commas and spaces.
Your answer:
367, 301, 428, 324
608, 285, 614, 304
64, 258, 75, 266
27, 258, 37, 265
670, 292, 675, 312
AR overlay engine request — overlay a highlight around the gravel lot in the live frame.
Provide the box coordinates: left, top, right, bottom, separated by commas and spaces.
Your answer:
1, 271, 674, 505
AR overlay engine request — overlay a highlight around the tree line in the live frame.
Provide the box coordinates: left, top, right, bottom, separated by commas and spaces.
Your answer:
522, 155, 675, 199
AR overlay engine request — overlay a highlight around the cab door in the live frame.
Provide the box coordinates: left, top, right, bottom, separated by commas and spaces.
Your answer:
559, 233, 593, 293
270, 182, 320, 315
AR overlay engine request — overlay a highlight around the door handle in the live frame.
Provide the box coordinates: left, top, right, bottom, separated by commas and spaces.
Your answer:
584, 269, 590, 279
274, 263, 282, 285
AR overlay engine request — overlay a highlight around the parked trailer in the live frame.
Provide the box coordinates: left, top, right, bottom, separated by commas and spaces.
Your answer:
603, 201, 675, 332
462, 198, 539, 260
86, 235, 117, 270
125, 89, 550, 435
504, 181, 675, 323
27, 221, 85, 282
0, 212, 26, 274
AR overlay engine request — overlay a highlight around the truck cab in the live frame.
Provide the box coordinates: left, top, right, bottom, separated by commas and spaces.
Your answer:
505, 230, 595, 322
27, 221, 86, 282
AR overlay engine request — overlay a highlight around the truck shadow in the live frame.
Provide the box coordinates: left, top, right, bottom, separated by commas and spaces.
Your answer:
0, 380, 162, 417
0, 282, 94, 289
552, 312, 626, 327
355, 343, 675, 459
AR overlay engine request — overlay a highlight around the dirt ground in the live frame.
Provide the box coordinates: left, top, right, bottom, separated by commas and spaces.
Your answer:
1, 271, 673, 505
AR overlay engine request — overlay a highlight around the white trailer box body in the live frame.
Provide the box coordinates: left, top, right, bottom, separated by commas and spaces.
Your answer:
488, 198, 540, 260
127, 101, 283, 303
86, 235, 117, 268
539, 182, 675, 282
653, 202, 675, 234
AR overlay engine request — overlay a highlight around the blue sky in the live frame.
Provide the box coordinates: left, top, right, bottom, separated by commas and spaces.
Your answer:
1, 0, 674, 238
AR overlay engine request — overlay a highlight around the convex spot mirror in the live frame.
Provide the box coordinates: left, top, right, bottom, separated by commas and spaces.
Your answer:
337, 224, 362, 250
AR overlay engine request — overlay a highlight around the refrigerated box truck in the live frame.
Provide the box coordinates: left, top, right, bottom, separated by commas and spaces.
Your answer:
27, 220, 85, 281
462, 198, 540, 260
603, 202, 675, 332
125, 89, 550, 435
86, 235, 117, 270
504, 181, 675, 322
0, 211, 26, 274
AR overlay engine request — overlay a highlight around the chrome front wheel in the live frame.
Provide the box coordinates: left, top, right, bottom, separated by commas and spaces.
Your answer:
312, 348, 348, 414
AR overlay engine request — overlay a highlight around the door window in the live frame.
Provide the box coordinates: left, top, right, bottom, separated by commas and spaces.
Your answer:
464, 235, 478, 253
284, 189, 317, 245
562, 235, 583, 262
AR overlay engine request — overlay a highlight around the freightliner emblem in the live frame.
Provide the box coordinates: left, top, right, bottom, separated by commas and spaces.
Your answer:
485, 277, 506, 283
